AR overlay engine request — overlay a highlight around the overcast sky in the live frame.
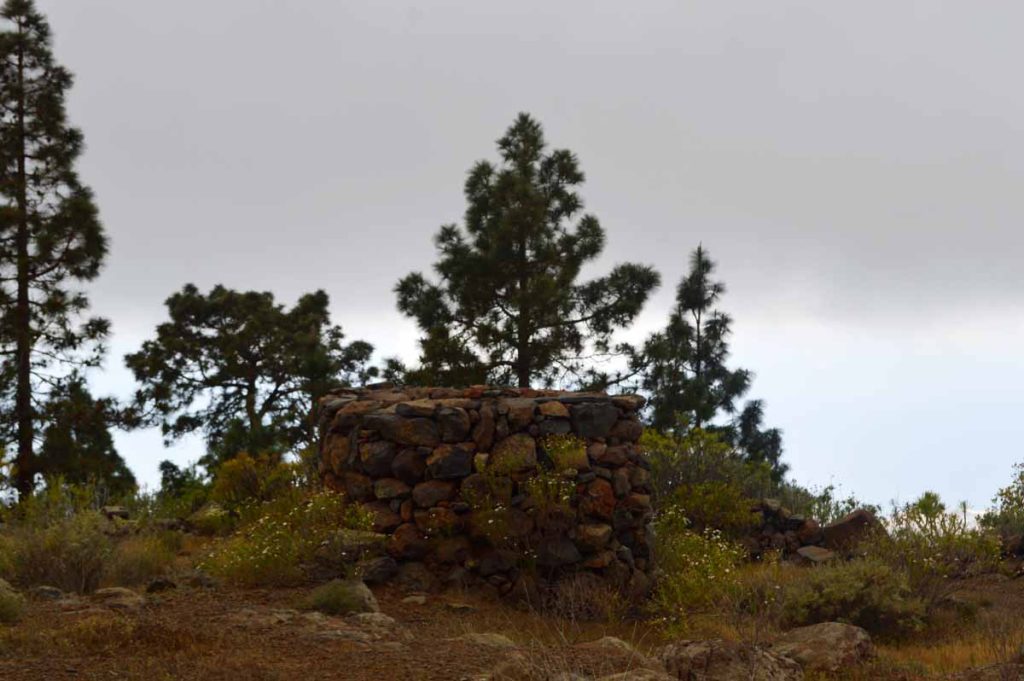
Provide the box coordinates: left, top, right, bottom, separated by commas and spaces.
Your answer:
35, 0, 1024, 510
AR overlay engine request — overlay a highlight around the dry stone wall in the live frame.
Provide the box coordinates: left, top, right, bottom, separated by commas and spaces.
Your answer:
317, 385, 653, 599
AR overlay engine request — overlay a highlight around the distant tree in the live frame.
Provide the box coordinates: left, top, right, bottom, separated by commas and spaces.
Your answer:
642, 246, 750, 431
396, 113, 660, 388
125, 285, 375, 469
731, 399, 787, 481
0, 0, 109, 497
641, 246, 786, 479
35, 376, 136, 497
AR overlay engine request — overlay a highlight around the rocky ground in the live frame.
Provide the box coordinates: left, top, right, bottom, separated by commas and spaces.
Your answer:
2, 571, 1024, 680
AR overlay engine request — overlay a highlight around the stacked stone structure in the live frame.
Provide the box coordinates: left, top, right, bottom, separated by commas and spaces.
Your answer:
317, 385, 653, 599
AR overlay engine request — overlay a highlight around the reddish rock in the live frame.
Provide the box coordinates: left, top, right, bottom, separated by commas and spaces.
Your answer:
391, 447, 427, 485
538, 401, 570, 418
609, 418, 643, 442
427, 444, 475, 479
359, 441, 397, 477
823, 509, 883, 552
772, 622, 874, 674
387, 523, 429, 559
322, 434, 351, 474
343, 471, 374, 502
373, 477, 410, 500
502, 398, 537, 431
576, 523, 613, 552
400, 499, 414, 523
797, 518, 823, 545
611, 395, 645, 411
395, 400, 438, 417
472, 402, 496, 451
365, 501, 402, 533
412, 480, 457, 508
363, 414, 440, 447
580, 478, 616, 520
438, 407, 471, 442
331, 400, 382, 431
593, 444, 631, 466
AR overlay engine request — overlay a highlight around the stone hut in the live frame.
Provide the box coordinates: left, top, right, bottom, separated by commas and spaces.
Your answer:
316, 385, 653, 599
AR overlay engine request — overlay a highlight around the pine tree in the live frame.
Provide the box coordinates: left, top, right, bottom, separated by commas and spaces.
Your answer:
396, 113, 660, 388
0, 0, 109, 497
641, 246, 787, 479
36, 376, 136, 498
642, 246, 750, 431
125, 285, 376, 470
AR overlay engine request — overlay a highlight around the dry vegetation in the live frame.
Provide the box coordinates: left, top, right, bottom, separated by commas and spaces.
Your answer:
2, 450, 1024, 680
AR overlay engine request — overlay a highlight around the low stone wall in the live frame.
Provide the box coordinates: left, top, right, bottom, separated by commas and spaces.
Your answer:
317, 385, 653, 599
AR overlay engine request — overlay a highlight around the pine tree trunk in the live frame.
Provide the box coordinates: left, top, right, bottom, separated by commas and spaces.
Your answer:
13, 23, 33, 498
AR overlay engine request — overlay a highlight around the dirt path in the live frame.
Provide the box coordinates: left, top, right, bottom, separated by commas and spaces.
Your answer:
0, 584, 653, 681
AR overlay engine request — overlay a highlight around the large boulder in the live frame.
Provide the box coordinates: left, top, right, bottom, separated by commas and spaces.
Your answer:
657, 639, 804, 681
822, 509, 883, 552
771, 622, 873, 674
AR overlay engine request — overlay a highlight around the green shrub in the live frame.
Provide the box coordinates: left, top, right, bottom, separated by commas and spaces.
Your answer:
980, 462, 1024, 541
653, 504, 746, 616
103, 534, 178, 587
782, 558, 925, 639
9, 510, 112, 593
210, 452, 297, 511
0, 580, 25, 625
668, 480, 757, 538
198, 490, 348, 587
866, 492, 1000, 610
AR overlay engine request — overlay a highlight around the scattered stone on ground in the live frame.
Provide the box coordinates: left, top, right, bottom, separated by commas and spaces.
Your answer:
771, 622, 873, 673
146, 577, 177, 593
90, 587, 145, 612
456, 632, 518, 650
793, 545, 837, 565
657, 639, 804, 681
27, 585, 63, 600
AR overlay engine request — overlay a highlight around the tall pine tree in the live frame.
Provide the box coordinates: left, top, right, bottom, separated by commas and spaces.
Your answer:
642, 246, 750, 431
396, 113, 660, 388
0, 0, 108, 497
641, 246, 786, 479
36, 377, 136, 498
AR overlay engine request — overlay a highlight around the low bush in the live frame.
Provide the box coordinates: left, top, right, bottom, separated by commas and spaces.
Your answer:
653, 504, 746, 616
980, 462, 1024, 543
198, 490, 351, 587
781, 557, 925, 639
8, 509, 112, 593
867, 492, 1000, 611
668, 481, 757, 538
0, 580, 25, 625
210, 453, 297, 511
103, 533, 178, 587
